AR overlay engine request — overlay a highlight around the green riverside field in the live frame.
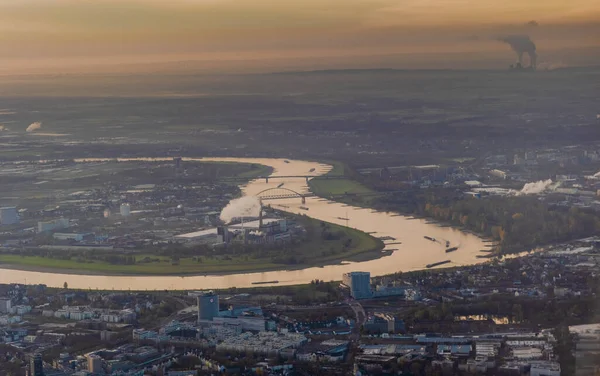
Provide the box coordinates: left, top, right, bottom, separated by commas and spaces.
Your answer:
308, 161, 373, 196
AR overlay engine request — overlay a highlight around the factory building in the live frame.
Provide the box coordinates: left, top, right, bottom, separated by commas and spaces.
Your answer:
197, 291, 220, 322
0, 207, 19, 225
38, 218, 69, 233
217, 226, 231, 243
342, 271, 372, 299
174, 228, 220, 244
174, 218, 291, 246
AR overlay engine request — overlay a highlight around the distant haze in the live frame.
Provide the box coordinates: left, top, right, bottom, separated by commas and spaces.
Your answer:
0, 0, 598, 74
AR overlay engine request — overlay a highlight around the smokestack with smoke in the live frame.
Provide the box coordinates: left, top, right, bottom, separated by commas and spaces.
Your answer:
220, 196, 261, 224
499, 35, 537, 69
26, 122, 42, 133
519, 179, 553, 195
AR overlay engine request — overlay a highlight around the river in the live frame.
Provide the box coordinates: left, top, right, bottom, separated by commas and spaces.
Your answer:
0, 157, 491, 290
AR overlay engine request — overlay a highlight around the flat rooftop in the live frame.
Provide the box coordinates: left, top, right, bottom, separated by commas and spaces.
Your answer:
174, 228, 218, 239
174, 218, 281, 239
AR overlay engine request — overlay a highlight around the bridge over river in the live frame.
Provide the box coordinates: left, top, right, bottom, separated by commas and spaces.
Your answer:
219, 174, 347, 183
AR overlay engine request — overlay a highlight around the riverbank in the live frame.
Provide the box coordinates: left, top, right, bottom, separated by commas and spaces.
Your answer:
307, 163, 504, 255
0, 217, 385, 276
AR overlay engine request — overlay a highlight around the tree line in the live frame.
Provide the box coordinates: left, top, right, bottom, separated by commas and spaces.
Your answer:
375, 188, 600, 253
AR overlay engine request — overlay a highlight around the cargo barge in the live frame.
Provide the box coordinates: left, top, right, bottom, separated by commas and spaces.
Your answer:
426, 260, 451, 268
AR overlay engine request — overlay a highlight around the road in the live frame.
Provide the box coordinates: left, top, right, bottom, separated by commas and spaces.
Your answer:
152, 296, 195, 329
349, 301, 366, 341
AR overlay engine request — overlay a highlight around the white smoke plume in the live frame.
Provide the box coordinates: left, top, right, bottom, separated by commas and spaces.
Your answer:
220, 196, 261, 224
519, 179, 553, 195
26, 122, 42, 133
498, 35, 537, 68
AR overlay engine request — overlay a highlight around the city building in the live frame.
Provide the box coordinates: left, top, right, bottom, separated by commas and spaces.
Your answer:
173, 157, 182, 169
38, 218, 69, 233
296, 339, 349, 362
569, 323, 600, 375
0, 206, 18, 225
0, 297, 11, 314
215, 331, 307, 356
342, 271, 372, 299
529, 361, 561, 376
11, 305, 31, 315
197, 291, 220, 321
363, 313, 404, 334
53, 233, 91, 242
120, 203, 131, 217
211, 316, 266, 332
101, 309, 136, 323
373, 283, 406, 298
168, 371, 197, 376
87, 354, 103, 374
30, 353, 44, 376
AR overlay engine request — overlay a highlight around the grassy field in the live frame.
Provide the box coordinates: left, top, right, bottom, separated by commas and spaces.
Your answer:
234, 163, 272, 179
0, 217, 384, 275
309, 178, 372, 196
308, 161, 373, 197
0, 254, 280, 275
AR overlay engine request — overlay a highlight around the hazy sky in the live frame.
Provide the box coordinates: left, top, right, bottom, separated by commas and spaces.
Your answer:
0, 0, 598, 72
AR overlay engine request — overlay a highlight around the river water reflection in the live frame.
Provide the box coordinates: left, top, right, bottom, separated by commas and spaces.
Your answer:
0, 157, 491, 290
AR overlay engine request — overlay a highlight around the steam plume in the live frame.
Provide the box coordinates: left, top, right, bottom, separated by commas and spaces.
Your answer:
499, 35, 537, 68
519, 179, 553, 195
220, 196, 261, 224
537, 62, 568, 71
26, 122, 42, 133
